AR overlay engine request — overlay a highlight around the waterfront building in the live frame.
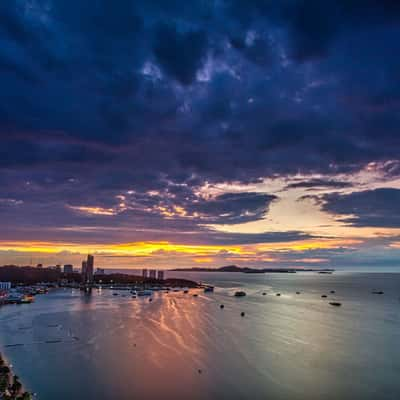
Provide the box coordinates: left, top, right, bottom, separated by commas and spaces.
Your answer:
142, 269, 148, 279
149, 269, 157, 279
81, 261, 87, 283
95, 268, 105, 275
0, 282, 11, 290
86, 254, 94, 283
63, 264, 73, 274
81, 255, 94, 284
157, 270, 164, 281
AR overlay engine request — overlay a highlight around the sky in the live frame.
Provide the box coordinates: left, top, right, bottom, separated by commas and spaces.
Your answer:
1, 0, 400, 270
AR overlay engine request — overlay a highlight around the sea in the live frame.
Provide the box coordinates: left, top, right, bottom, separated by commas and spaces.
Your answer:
0, 271, 399, 400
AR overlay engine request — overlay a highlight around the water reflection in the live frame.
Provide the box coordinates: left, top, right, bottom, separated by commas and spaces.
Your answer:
0, 273, 399, 400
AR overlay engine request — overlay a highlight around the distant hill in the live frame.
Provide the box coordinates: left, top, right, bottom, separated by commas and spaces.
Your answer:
170, 265, 334, 273
218, 265, 243, 272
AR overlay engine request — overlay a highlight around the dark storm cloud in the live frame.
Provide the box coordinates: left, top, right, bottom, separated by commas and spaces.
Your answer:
285, 178, 353, 190
227, 0, 400, 61
0, 1, 400, 244
320, 188, 400, 228
183, 192, 276, 224
153, 23, 208, 85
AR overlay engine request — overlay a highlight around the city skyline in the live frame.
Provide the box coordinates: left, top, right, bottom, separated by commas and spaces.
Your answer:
1, 2, 400, 270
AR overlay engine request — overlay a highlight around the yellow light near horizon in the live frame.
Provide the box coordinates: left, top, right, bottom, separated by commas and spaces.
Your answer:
0, 240, 248, 257
256, 238, 361, 252
193, 257, 214, 263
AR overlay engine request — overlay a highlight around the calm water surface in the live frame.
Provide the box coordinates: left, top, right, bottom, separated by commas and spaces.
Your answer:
0, 272, 400, 400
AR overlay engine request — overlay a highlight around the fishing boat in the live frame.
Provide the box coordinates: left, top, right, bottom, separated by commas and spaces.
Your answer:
137, 290, 152, 296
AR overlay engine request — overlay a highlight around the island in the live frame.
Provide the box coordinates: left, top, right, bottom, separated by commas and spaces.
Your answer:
169, 265, 335, 273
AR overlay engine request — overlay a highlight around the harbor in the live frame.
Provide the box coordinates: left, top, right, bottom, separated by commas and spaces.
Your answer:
0, 271, 399, 399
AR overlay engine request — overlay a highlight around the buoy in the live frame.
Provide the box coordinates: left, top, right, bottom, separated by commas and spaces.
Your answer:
262, 292, 266, 295
241, 312, 245, 317
198, 369, 202, 374
220, 304, 224, 309
330, 290, 335, 294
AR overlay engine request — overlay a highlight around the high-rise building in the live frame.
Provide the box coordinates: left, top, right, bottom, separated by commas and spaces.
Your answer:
81, 255, 94, 284
81, 261, 87, 283
63, 264, 73, 274
157, 270, 164, 281
142, 269, 148, 279
149, 269, 156, 279
86, 254, 94, 283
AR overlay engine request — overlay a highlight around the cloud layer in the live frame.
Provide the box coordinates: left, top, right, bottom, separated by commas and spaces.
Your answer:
1, 1, 400, 268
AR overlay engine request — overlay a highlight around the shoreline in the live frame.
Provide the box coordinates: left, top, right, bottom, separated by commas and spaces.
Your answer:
0, 352, 33, 400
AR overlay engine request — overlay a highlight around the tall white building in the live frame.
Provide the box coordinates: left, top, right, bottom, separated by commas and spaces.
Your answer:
149, 269, 157, 279
0, 282, 11, 290
157, 270, 164, 281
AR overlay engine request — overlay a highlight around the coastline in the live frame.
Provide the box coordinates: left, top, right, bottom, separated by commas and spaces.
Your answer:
0, 273, 399, 399
0, 352, 32, 400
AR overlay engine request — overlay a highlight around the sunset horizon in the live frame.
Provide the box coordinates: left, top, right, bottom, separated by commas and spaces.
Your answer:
1, 2, 400, 399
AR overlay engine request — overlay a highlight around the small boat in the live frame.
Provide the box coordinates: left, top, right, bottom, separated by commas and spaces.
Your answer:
184, 290, 189, 294
193, 294, 199, 297
372, 291, 384, 295
330, 290, 335, 294
329, 302, 342, 307
112, 293, 119, 296
296, 291, 301, 294
204, 286, 214, 293
241, 312, 245, 317
321, 295, 327, 298
262, 292, 267, 296
234, 291, 246, 297
19, 296, 34, 304
220, 304, 224, 309
137, 290, 152, 296
276, 293, 281, 297
131, 295, 137, 299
